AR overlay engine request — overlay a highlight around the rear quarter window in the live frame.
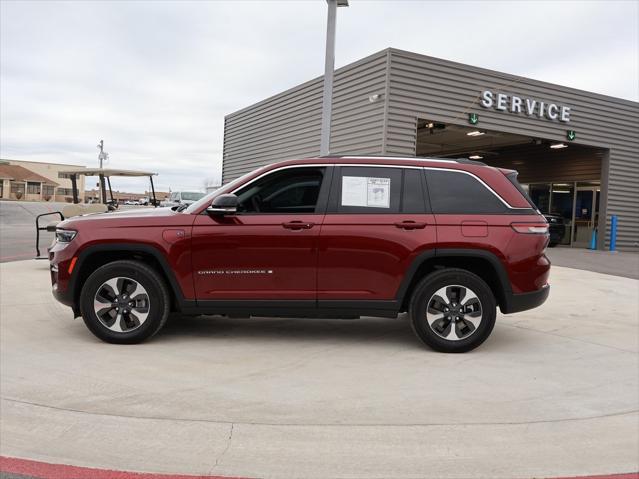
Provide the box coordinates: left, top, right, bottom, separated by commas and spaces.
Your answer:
425, 169, 508, 214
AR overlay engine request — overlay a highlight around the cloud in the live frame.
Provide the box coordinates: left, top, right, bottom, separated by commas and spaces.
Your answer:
1, 0, 637, 192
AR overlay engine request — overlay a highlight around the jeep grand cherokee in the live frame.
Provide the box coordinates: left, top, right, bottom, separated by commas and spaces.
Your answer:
49, 156, 550, 352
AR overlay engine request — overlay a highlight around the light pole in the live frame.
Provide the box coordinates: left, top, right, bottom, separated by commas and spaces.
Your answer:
97, 140, 108, 204
97, 139, 109, 168
319, 0, 349, 157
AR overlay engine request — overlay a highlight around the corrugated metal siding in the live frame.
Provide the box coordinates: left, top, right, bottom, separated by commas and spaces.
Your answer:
386, 49, 639, 250
222, 51, 388, 184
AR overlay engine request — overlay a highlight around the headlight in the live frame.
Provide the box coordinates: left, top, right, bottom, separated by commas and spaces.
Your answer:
56, 229, 77, 243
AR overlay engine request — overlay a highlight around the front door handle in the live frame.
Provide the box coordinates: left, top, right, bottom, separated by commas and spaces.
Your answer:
395, 220, 427, 230
282, 221, 315, 230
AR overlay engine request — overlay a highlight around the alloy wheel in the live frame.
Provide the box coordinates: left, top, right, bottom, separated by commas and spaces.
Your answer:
425, 285, 483, 341
93, 277, 150, 333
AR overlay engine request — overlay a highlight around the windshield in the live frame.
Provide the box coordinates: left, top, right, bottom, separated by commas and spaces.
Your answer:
184, 166, 267, 214
181, 192, 206, 201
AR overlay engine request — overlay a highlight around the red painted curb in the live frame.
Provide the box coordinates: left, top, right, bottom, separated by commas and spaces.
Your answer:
0, 456, 249, 479
551, 475, 638, 479
1, 456, 636, 479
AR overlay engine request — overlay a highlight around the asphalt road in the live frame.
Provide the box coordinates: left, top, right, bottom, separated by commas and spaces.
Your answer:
0, 201, 67, 261
1, 260, 637, 478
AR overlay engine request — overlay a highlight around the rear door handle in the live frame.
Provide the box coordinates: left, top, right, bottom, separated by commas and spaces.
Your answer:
395, 220, 427, 230
282, 221, 315, 230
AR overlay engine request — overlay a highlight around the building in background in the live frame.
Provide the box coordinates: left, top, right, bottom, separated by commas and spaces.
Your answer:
85, 189, 169, 203
0, 159, 87, 203
222, 49, 638, 251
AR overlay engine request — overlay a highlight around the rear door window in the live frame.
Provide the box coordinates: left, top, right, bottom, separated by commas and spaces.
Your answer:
327, 166, 429, 214
329, 166, 402, 214
402, 168, 429, 214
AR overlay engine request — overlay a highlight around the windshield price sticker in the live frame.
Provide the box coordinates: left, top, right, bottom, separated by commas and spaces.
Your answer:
341, 176, 391, 208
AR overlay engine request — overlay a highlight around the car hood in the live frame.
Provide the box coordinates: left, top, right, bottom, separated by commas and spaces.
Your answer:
58, 207, 189, 229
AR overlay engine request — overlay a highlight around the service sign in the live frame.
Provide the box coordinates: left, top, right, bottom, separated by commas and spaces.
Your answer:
480, 90, 571, 123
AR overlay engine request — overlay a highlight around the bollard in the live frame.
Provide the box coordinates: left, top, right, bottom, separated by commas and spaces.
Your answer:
589, 228, 597, 250
610, 215, 617, 251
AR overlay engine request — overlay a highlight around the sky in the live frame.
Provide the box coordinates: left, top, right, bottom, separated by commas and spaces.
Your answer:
1, 0, 637, 193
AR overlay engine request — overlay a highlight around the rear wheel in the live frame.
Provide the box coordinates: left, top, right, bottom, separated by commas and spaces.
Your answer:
79, 260, 170, 344
409, 268, 496, 353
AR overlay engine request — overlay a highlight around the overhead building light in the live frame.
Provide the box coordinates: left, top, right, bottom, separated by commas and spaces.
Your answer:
550, 143, 568, 149
469, 155, 483, 160
427, 123, 434, 129
467, 131, 485, 137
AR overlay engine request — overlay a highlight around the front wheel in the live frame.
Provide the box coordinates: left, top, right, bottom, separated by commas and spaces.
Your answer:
409, 269, 496, 353
79, 260, 170, 344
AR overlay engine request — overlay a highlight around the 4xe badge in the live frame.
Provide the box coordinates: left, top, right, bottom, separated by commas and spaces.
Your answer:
468, 113, 479, 125
566, 130, 576, 141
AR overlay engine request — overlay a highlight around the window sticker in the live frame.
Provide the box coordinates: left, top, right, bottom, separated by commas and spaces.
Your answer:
341, 176, 391, 208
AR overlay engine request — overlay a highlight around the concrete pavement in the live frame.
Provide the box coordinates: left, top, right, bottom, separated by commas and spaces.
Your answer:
1, 260, 638, 478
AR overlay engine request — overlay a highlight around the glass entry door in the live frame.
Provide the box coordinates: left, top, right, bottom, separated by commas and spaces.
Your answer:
572, 187, 599, 248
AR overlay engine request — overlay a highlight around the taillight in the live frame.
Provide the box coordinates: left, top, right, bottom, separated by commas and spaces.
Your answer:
511, 223, 549, 234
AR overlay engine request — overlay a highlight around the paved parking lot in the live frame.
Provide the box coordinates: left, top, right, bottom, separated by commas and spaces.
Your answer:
0, 259, 637, 478
0, 201, 148, 262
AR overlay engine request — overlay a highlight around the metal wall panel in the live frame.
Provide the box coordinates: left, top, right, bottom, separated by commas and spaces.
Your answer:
386, 49, 639, 250
222, 51, 388, 184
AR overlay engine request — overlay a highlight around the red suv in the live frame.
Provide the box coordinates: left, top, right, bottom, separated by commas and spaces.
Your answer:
49, 156, 550, 352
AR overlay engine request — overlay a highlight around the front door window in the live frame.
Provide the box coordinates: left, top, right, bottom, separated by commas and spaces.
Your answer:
236, 167, 325, 214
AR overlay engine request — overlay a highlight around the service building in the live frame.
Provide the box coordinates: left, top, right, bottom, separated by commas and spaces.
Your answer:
222, 49, 639, 251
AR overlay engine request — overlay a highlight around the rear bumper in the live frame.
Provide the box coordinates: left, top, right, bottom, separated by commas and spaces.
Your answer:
501, 284, 550, 314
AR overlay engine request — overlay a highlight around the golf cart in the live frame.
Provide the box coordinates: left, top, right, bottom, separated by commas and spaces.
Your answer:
35, 168, 158, 258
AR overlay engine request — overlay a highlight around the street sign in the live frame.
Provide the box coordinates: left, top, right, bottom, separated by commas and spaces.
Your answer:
468, 113, 479, 125
567, 130, 576, 141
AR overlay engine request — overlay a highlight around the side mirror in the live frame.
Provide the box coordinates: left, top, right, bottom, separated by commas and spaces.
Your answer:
207, 194, 239, 215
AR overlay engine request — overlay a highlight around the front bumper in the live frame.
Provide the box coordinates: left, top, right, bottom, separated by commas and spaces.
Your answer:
49, 240, 80, 315
501, 284, 550, 314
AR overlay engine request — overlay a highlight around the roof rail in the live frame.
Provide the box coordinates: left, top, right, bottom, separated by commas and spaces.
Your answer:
328, 155, 459, 164
316, 155, 488, 166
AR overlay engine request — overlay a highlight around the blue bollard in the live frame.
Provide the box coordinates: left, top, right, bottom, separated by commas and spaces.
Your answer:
610, 215, 617, 251
589, 229, 597, 250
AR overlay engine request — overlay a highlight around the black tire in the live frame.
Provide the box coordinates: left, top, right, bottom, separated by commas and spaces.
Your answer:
79, 260, 170, 344
409, 268, 496, 353
548, 242, 558, 248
